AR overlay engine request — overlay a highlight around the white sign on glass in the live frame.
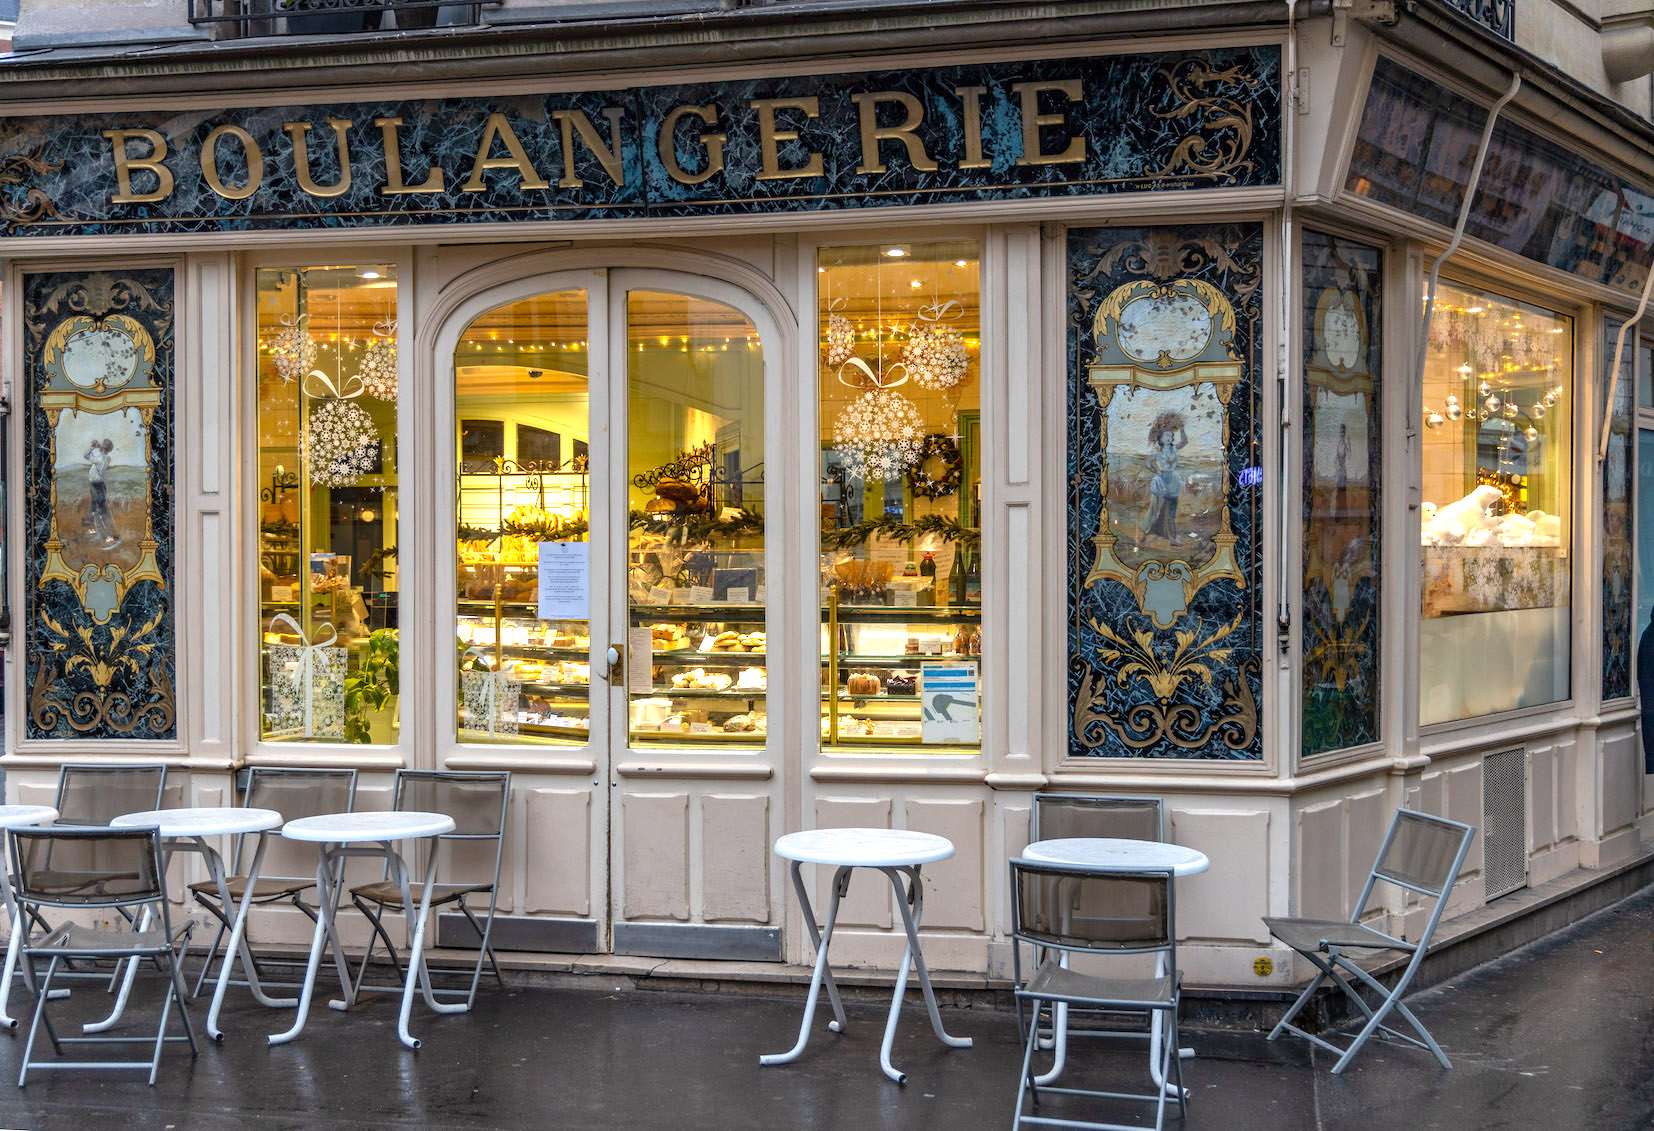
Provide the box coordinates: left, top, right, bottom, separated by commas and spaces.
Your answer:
537, 542, 590, 620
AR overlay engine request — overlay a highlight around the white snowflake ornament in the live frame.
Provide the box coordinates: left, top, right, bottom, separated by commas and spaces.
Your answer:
303, 398, 380, 488
833, 387, 925, 481
355, 320, 398, 402
269, 314, 317, 383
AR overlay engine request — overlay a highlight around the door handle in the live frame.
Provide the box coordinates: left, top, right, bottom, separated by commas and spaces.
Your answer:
598, 644, 624, 683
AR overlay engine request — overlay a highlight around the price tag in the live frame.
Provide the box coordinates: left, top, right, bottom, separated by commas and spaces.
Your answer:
699, 633, 718, 653
271, 585, 293, 603
755, 585, 767, 604
893, 589, 917, 608
725, 587, 750, 605
922, 637, 943, 655
627, 627, 653, 695
689, 585, 714, 605
648, 586, 672, 605
669, 588, 694, 606
689, 722, 715, 735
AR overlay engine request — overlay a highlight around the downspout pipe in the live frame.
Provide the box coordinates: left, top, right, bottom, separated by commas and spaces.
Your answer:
1277, 0, 1298, 655
1598, 279, 1653, 463
1411, 72, 1522, 462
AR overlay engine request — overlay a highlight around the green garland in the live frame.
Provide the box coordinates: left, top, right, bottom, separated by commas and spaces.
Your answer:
821, 515, 980, 551
502, 515, 590, 542
628, 509, 766, 542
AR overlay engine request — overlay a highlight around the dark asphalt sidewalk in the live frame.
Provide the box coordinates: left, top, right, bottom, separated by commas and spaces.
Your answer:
0, 884, 1652, 1130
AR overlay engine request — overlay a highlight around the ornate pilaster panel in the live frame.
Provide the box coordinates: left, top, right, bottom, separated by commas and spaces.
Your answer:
22, 269, 177, 740
1066, 225, 1264, 759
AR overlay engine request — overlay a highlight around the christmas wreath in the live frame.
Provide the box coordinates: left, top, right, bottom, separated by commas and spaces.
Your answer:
906, 433, 963, 499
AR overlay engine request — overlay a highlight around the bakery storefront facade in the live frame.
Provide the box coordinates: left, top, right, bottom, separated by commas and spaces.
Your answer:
2, 18, 1651, 986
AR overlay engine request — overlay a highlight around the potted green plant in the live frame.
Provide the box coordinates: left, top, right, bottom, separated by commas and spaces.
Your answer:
344, 628, 399, 744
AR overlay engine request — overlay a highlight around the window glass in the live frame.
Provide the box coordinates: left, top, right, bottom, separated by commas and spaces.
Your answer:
1637, 428, 1654, 641
818, 242, 982, 753
627, 291, 766, 746
454, 291, 590, 746
1419, 283, 1572, 723
1301, 232, 1382, 756
257, 266, 399, 744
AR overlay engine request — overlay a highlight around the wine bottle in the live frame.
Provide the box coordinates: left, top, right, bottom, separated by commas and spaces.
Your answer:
919, 552, 937, 607
965, 552, 982, 604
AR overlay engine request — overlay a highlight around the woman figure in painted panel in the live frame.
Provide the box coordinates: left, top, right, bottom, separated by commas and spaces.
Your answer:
85, 438, 119, 547
1142, 411, 1188, 546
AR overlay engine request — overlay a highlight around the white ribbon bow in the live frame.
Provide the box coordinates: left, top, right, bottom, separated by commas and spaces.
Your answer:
836, 356, 909, 391
462, 647, 516, 737
302, 368, 367, 401
268, 614, 337, 738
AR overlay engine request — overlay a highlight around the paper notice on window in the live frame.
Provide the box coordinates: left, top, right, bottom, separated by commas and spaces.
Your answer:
628, 627, 654, 694
537, 542, 589, 620
920, 662, 979, 745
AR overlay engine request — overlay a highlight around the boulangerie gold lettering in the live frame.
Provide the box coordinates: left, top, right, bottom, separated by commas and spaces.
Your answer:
658, 104, 726, 186
551, 108, 627, 189
284, 118, 354, 198
954, 86, 991, 169
375, 117, 445, 195
1012, 80, 1086, 167
750, 97, 824, 181
851, 91, 938, 175
102, 128, 174, 204
461, 113, 550, 192
201, 124, 264, 201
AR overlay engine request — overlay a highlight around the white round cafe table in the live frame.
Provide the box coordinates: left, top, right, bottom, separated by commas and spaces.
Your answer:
1022, 838, 1210, 876
107, 807, 286, 1040
270, 811, 458, 1051
0, 806, 58, 1029
1018, 836, 1209, 1097
761, 828, 972, 1084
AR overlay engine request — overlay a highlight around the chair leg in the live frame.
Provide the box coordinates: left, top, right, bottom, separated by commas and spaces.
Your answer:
192, 916, 228, 999
20, 956, 60, 1086
1014, 995, 1042, 1131
353, 896, 406, 984
1268, 960, 1330, 1040
167, 951, 199, 1058
462, 904, 506, 991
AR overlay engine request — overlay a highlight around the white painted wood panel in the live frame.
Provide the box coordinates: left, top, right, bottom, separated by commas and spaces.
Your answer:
701, 793, 770, 924
525, 788, 592, 916
621, 791, 690, 921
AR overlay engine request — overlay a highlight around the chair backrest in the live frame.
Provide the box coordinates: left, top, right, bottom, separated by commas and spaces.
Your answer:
53, 763, 168, 827
1347, 809, 1477, 941
393, 770, 510, 840
1032, 793, 1164, 844
10, 826, 167, 910
238, 767, 359, 877
1009, 859, 1175, 956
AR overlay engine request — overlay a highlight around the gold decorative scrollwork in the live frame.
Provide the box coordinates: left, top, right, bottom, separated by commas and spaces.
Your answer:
1152, 60, 1259, 184
1073, 652, 1258, 754
0, 147, 72, 231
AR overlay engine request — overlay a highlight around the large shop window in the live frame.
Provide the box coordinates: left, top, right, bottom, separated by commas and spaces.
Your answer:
257, 266, 400, 744
1419, 284, 1572, 724
818, 242, 982, 753
1301, 232, 1383, 757
454, 291, 591, 746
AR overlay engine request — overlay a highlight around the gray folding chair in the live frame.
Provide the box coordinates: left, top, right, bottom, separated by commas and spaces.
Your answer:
10, 826, 197, 1085
188, 766, 359, 997
346, 769, 510, 1008
1264, 808, 1476, 1074
1032, 793, 1165, 844
1011, 859, 1185, 1131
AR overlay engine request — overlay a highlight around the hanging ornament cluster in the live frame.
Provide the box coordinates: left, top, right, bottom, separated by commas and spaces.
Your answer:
901, 301, 970, 391
355, 318, 398, 402
831, 358, 924, 482
301, 370, 380, 488
824, 298, 856, 367
269, 313, 317, 383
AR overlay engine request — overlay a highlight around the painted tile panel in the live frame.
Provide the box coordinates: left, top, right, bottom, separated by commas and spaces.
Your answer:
22, 269, 176, 739
1604, 319, 1635, 703
1066, 225, 1264, 759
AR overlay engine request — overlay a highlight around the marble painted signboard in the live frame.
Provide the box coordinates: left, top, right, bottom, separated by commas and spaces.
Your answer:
1066, 225, 1264, 760
22, 269, 176, 739
0, 46, 1280, 238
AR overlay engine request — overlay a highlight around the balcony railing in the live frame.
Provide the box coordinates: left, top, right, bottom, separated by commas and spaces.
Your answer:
187, 0, 497, 35
1443, 0, 1514, 40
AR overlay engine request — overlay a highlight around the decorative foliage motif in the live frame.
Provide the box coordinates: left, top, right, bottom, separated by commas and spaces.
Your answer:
268, 313, 316, 383
1067, 225, 1262, 759
354, 319, 398, 401
0, 147, 72, 228
23, 269, 176, 739
304, 398, 380, 488
1152, 60, 1259, 184
902, 302, 970, 391
1301, 232, 1382, 758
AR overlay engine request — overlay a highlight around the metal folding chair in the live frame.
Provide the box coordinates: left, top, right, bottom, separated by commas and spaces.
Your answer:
346, 770, 510, 1008
1264, 808, 1476, 1074
1032, 793, 1165, 844
1011, 859, 1185, 1131
10, 826, 197, 1085
188, 767, 359, 997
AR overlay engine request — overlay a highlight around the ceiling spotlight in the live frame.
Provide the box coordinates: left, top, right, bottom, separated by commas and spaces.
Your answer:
359, 269, 382, 280
910, 279, 923, 288
955, 259, 967, 267
883, 247, 907, 257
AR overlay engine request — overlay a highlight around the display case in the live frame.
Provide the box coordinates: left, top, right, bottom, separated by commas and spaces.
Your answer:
455, 458, 592, 744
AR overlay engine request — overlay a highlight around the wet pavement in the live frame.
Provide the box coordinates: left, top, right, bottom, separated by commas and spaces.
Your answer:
0, 885, 1651, 1130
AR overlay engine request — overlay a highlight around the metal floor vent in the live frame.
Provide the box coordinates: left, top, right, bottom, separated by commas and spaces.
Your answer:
1482, 747, 1527, 900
